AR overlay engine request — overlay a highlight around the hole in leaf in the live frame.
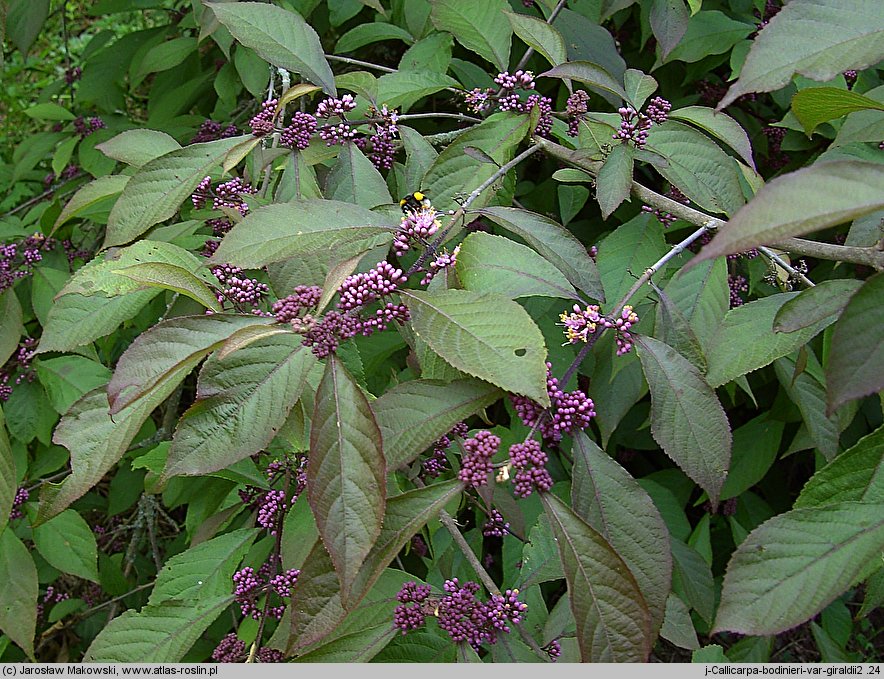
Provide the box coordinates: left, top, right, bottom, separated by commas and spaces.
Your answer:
514, 348, 527, 357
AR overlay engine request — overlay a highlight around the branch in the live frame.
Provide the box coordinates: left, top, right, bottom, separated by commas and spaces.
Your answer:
536, 137, 884, 271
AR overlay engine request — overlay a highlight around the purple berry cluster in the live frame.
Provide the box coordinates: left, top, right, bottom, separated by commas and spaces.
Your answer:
191, 176, 256, 217
393, 581, 433, 633
9, 486, 28, 520
360, 302, 410, 335
543, 639, 562, 662
645, 96, 671, 124
249, 99, 278, 137
337, 261, 407, 311
256, 489, 286, 535
211, 263, 269, 308
421, 245, 460, 286
509, 439, 553, 497
728, 274, 748, 307
1, 234, 65, 293
614, 106, 652, 148
279, 112, 318, 150
613, 305, 639, 356
422, 422, 469, 478
316, 94, 357, 146
393, 579, 527, 650
763, 126, 789, 170
482, 509, 510, 537
727, 247, 760, 262
844, 70, 858, 89
73, 116, 106, 138
299, 310, 361, 358
566, 90, 590, 137
494, 70, 536, 91
272, 285, 322, 323
393, 209, 439, 256
212, 633, 246, 662
0, 337, 38, 403
190, 119, 238, 144
64, 66, 82, 85
232, 565, 300, 620
509, 363, 595, 442
458, 430, 500, 488
256, 648, 284, 663
642, 185, 689, 227
462, 71, 551, 136
355, 104, 399, 170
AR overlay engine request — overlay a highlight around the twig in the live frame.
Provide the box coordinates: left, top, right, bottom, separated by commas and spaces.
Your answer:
758, 245, 815, 288
325, 54, 396, 74
513, 0, 569, 73
536, 136, 884, 271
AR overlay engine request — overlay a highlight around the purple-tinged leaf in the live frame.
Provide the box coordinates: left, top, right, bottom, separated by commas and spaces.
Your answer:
826, 272, 884, 414
713, 501, 884, 635
694, 161, 884, 263
669, 106, 755, 169
571, 432, 671, 636
541, 492, 652, 661
635, 336, 731, 507
0, 408, 14, 537
541, 61, 627, 101
650, 0, 689, 61
308, 356, 385, 606
0, 527, 37, 659
773, 279, 864, 333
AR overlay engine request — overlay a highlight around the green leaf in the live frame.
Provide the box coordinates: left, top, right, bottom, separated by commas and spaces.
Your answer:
290, 481, 462, 651
23, 102, 75, 121
132, 36, 197, 82
596, 142, 634, 219
693, 644, 728, 663
774, 354, 839, 461
650, 0, 689, 61
541, 492, 652, 662
654, 285, 707, 372
0, 528, 37, 659
719, 0, 884, 109
165, 334, 315, 478
108, 314, 273, 413
660, 594, 700, 650
33, 509, 99, 583
308, 356, 385, 605
36, 356, 112, 415
456, 232, 578, 301
540, 61, 627, 101
834, 85, 884, 147
694, 161, 884, 262
646, 121, 746, 216
376, 71, 460, 113
671, 537, 715, 623
713, 502, 884, 635
505, 11, 566, 67
793, 87, 884, 136
429, 0, 512, 70
795, 425, 884, 509
635, 336, 731, 507
518, 515, 563, 588
773, 279, 864, 333
211, 200, 395, 269
373, 378, 501, 469
51, 175, 130, 235
422, 113, 530, 214
336, 22, 413, 53
623, 69, 658, 111
704, 292, 833, 388
669, 106, 755, 170
104, 135, 248, 248
720, 415, 784, 501
325, 143, 392, 209
6, 0, 50, 56
403, 289, 549, 406
399, 32, 453, 74
478, 206, 604, 302
95, 130, 181, 169
0, 410, 13, 537
113, 262, 222, 311
149, 527, 257, 604
571, 432, 671, 636
597, 214, 667, 306
293, 623, 397, 662
663, 10, 753, 65
826, 272, 884, 413
0, 291, 23, 367
84, 596, 232, 662
208, 2, 336, 95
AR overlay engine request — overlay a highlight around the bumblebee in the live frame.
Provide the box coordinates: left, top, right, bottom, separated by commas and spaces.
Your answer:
399, 191, 432, 214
